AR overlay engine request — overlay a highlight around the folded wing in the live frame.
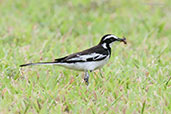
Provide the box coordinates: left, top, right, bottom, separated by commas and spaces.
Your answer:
55, 45, 108, 63
55, 53, 107, 63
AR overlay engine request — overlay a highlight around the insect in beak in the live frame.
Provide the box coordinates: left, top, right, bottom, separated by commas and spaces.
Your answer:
117, 37, 127, 44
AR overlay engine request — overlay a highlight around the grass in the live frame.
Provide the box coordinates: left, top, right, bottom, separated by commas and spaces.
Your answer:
0, 0, 170, 113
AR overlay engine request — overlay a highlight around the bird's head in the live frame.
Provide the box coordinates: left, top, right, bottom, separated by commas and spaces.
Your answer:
99, 34, 127, 49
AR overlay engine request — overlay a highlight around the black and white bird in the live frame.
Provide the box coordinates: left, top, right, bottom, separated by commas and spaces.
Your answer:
20, 34, 127, 84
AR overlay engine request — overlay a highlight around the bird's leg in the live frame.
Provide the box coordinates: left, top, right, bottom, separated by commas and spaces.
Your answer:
84, 71, 89, 85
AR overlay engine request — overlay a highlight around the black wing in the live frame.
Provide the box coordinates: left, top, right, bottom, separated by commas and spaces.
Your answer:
55, 45, 108, 63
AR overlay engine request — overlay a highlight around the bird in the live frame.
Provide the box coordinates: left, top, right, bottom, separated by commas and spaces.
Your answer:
20, 34, 127, 85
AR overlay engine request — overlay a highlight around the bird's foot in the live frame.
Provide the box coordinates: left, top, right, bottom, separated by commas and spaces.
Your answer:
84, 77, 89, 85
84, 71, 89, 85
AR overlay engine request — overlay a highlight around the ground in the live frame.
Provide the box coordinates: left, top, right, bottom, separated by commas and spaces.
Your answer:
0, 0, 170, 113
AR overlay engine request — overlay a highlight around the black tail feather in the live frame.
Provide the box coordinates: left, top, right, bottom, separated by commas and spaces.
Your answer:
20, 62, 57, 67
55, 56, 67, 62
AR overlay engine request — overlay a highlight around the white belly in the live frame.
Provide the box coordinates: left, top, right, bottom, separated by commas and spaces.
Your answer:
56, 56, 110, 71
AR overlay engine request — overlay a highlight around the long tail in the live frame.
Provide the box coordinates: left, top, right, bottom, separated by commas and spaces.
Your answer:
20, 62, 58, 67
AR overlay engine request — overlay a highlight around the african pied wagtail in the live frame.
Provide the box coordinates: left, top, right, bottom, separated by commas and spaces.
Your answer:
20, 34, 127, 84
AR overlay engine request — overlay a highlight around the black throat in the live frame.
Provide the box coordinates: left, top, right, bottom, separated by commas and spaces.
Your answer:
106, 43, 111, 57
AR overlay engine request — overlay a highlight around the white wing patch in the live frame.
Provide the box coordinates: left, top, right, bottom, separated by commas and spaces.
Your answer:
67, 53, 107, 61
57, 55, 110, 71
93, 54, 106, 60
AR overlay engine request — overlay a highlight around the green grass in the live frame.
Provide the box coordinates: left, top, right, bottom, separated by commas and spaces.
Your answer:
0, 0, 170, 113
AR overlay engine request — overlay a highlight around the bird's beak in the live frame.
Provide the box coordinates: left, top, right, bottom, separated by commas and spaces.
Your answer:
117, 37, 127, 44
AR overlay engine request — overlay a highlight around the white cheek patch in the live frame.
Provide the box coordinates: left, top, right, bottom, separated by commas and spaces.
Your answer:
102, 43, 107, 49
102, 42, 113, 49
